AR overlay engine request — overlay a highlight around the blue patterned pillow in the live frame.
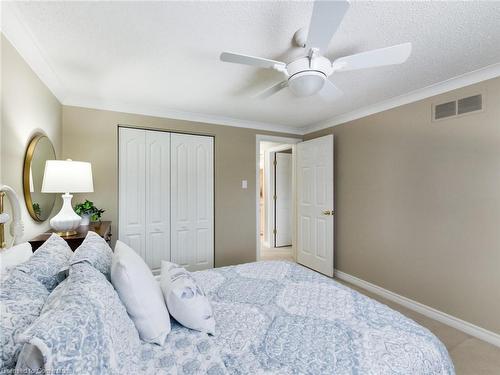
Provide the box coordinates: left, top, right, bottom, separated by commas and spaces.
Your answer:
16, 262, 143, 374
70, 231, 113, 279
15, 234, 73, 292
0, 269, 50, 370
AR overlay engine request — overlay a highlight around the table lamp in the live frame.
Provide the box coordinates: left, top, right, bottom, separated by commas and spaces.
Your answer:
41, 159, 93, 235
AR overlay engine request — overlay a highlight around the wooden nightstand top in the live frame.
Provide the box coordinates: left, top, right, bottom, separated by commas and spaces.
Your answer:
29, 221, 112, 251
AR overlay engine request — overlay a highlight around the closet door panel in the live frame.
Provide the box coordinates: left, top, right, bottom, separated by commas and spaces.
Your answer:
196, 228, 209, 265
171, 138, 192, 269
175, 143, 189, 223
119, 128, 146, 259
175, 229, 190, 267
145, 131, 170, 271
171, 133, 214, 271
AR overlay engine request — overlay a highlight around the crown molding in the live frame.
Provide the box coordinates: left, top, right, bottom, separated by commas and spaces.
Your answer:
302, 62, 500, 134
1, 2, 68, 102
1, 2, 302, 136
63, 97, 304, 135
4, 0, 499, 137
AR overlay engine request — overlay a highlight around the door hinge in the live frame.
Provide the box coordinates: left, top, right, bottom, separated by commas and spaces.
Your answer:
273, 229, 277, 234
273, 160, 277, 166
273, 195, 277, 200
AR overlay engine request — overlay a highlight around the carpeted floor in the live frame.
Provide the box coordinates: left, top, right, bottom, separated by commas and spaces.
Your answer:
258, 251, 500, 374
337, 278, 500, 375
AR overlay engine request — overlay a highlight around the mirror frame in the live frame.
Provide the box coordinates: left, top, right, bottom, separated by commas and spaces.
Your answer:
23, 133, 56, 222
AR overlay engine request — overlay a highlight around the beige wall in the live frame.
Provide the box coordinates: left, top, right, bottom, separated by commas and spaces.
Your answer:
62, 106, 300, 267
305, 76, 500, 335
1, 34, 62, 245
5, 24, 498, 336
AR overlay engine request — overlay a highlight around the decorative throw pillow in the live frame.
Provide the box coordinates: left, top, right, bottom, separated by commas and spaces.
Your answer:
0, 269, 50, 370
16, 262, 143, 375
160, 261, 215, 334
0, 242, 33, 276
111, 241, 171, 345
70, 231, 113, 279
15, 234, 73, 292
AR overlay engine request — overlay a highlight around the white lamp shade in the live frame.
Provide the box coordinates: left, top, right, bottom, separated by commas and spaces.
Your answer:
41, 160, 94, 193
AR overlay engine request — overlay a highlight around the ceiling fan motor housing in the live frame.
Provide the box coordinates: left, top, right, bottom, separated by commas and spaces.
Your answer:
286, 55, 333, 96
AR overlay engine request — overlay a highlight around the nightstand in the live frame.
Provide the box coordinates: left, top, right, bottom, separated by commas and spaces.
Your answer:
29, 221, 112, 251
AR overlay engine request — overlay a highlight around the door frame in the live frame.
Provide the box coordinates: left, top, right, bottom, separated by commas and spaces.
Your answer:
274, 151, 293, 248
255, 135, 301, 261
266, 145, 293, 248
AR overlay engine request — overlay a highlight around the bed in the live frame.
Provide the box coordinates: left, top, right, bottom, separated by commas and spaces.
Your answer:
3, 237, 454, 374
196, 260, 454, 374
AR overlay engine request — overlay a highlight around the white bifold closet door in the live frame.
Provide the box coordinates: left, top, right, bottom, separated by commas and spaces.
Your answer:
171, 133, 214, 271
119, 128, 147, 258
119, 128, 213, 272
119, 128, 171, 271
145, 130, 171, 270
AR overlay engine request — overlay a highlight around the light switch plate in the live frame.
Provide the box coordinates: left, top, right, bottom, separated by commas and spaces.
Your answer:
242, 180, 248, 189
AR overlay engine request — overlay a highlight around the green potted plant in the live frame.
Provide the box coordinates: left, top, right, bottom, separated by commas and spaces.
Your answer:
74, 200, 105, 226
32, 203, 41, 217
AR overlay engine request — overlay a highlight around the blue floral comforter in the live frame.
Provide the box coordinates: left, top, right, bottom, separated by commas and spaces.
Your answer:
194, 261, 455, 375
14, 260, 454, 374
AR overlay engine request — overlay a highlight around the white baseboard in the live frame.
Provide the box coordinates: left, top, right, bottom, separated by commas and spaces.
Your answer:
335, 270, 500, 348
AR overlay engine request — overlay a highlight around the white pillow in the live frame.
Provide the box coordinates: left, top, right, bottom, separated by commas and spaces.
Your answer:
160, 261, 215, 335
0, 242, 33, 276
111, 241, 170, 345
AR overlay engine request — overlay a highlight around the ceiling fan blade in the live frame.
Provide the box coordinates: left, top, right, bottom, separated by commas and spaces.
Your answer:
306, 0, 350, 52
255, 81, 288, 99
220, 52, 286, 70
318, 80, 343, 101
332, 42, 412, 72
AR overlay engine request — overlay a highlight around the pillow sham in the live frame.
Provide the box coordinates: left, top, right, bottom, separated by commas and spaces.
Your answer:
15, 234, 72, 292
0, 269, 50, 370
111, 241, 171, 345
70, 231, 113, 279
160, 261, 215, 334
16, 262, 142, 375
0, 242, 33, 276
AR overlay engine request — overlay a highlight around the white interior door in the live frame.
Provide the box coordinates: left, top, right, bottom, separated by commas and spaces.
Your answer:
145, 131, 170, 271
296, 135, 334, 277
171, 133, 214, 271
275, 152, 292, 247
119, 128, 146, 259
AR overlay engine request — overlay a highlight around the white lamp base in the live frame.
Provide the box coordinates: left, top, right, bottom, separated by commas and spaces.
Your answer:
49, 193, 81, 236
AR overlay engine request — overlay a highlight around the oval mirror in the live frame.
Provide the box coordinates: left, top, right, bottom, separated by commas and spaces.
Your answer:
23, 134, 56, 221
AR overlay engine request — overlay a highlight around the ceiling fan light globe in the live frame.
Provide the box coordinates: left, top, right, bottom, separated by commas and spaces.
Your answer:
288, 72, 326, 97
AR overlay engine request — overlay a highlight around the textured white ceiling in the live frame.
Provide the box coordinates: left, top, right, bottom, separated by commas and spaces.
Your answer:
3, 1, 500, 133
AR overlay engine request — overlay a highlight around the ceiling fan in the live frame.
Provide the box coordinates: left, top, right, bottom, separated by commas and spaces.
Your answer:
220, 0, 412, 100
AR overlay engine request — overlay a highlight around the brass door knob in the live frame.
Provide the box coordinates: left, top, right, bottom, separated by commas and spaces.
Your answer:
322, 210, 332, 216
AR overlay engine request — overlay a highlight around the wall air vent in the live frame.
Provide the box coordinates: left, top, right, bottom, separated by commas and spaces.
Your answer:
457, 94, 482, 115
434, 101, 457, 120
433, 94, 483, 121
